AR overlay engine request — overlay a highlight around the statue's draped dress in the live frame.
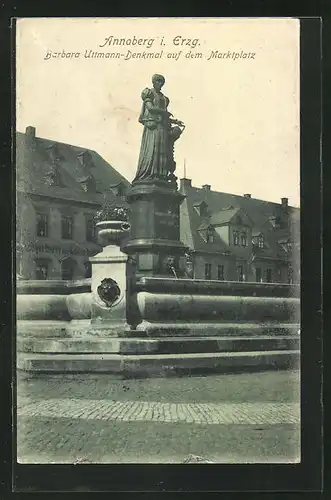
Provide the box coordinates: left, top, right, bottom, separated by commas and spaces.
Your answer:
134, 88, 170, 181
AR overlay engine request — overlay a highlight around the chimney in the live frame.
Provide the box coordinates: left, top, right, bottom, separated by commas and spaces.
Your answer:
25, 126, 36, 138
202, 184, 211, 191
244, 193, 251, 199
24, 127, 36, 169
77, 150, 93, 168
25, 126, 36, 148
180, 178, 192, 189
281, 197, 289, 208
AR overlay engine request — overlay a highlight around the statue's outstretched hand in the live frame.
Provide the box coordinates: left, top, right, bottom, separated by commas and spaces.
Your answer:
172, 119, 184, 127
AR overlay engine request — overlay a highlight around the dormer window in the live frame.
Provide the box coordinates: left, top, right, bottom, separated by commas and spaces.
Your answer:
240, 231, 247, 247
268, 216, 277, 228
198, 222, 215, 243
257, 235, 264, 248
78, 175, 96, 193
77, 150, 94, 168
197, 219, 215, 244
253, 233, 264, 248
206, 226, 215, 243
194, 201, 208, 217
233, 230, 240, 246
279, 240, 292, 253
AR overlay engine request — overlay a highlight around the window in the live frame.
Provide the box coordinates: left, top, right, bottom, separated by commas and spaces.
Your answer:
36, 212, 48, 237
269, 216, 277, 227
237, 265, 244, 282
194, 201, 208, 217
35, 260, 48, 280
79, 175, 96, 193
206, 227, 214, 243
217, 264, 224, 280
86, 216, 96, 242
266, 268, 272, 283
288, 266, 293, 284
256, 267, 262, 283
286, 242, 292, 253
205, 263, 212, 280
84, 261, 92, 278
241, 231, 247, 247
233, 230, 240, 246
258, 235, 264, 248
61, 215, 73, 239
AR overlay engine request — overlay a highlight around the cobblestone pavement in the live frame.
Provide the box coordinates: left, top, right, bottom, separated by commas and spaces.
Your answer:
18, 398, 300, 425
17, 369, 300, 403
16, 370, 301, 464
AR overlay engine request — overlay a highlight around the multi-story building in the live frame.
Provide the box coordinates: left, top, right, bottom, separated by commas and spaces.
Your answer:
16, 126, 130, 280
179, 178, 300, 284
16, 127, 299, 284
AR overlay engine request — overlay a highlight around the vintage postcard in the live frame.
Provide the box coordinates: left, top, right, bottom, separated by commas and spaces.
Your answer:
15, 17, 301, 467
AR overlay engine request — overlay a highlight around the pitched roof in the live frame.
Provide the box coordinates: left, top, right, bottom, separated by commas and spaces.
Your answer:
16, 129, 130, 205
210, 206, 255, 228
197, 220, 213, 231
179, 185, 233, 255
179, 179, 299, 259
193, 200, 208, 207
77, 175, 92, 183
210, 207, 239, 225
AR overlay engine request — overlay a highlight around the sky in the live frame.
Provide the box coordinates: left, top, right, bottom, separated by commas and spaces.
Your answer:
16, 17, 300, 206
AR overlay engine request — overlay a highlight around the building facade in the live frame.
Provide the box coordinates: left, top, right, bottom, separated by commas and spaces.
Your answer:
16, 127, 300, 284
16, 126, 130, 280
179, 179, 300, 284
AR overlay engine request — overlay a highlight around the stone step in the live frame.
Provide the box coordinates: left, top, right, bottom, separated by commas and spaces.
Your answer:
16, 320, 300, 339
121, 323, 300, 338
17, 336, 300, 355
16, 320, 68, 338
17, 350, 300, 377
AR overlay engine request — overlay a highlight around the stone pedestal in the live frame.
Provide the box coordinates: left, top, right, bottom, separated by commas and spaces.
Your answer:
123, 180, 188, 278
89, 220, 131, 333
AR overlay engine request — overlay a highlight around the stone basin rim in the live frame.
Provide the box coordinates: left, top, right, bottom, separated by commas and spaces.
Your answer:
96, 220, 131, 231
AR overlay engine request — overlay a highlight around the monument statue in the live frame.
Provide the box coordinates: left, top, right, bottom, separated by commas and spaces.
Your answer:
125, 74, 188, 278
133, 74, 185, 184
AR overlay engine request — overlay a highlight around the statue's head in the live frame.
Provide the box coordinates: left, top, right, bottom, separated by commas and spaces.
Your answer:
152, 74, 165, 91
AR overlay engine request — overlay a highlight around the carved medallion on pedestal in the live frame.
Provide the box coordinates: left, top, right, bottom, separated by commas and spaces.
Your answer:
97, 278, 121, 308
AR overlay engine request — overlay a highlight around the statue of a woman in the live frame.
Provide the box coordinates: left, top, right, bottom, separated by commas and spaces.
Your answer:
133, 74, 184, 183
